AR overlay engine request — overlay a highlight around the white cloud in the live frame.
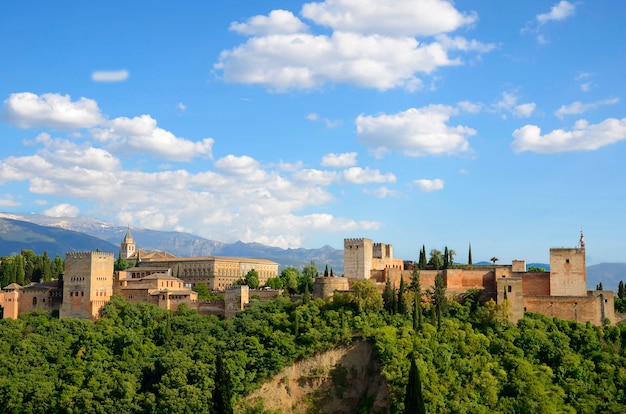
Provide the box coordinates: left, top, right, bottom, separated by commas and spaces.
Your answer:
342, 167, 395, 184
293, 169, 338, 185
44, 203, 80, 217
434, 34, 496, 53
3, 92, 212, 163
177, 102, 187, 113
513, 103, 536, 118
522, 1, 576, 40
537, 1, 576, 25
93, 115, 214, 161
91, 70, 129, 82
230, 10, 309, 35
306, 112, 319, 121
215, 1, 491, 92
495, 92, 536, 118
356, 104, 474, 157
0, 195, 21, 207
2, 92, 103, 129
413, 178, 444, 192
363, 186, 397, 198
0, 92, 391, 249
512, 118, 626, 153
321, 152, 357, 167
216, 32, 457, 92
555, 98, 619, 119
301, 0, 477, 37
214, 154, 261, 175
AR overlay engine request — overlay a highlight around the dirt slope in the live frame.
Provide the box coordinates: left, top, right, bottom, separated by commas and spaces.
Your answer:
241, 340, 390, 413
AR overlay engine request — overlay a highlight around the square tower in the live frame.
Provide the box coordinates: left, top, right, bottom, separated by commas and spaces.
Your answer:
549, 248, 587, 296
60, 251, 114, 319
344, 238, 373, 279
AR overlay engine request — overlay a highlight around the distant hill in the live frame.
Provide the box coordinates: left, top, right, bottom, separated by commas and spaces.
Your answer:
587, 263, 626, 292
0, 217, 118, 257
0, 213, 344, 273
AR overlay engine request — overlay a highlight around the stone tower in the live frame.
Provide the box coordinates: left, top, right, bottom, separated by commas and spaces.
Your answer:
59, 251, 114, 319
344, 238, 373, 279
120, 227, 136, 259
549, 241, 587, 296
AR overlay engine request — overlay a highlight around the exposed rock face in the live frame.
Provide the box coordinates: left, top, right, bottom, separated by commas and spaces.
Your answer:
242, 341, 389, 413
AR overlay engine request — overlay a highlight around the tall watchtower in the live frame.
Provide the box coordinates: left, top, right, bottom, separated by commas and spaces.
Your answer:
60, 251, 114, 319
120, 228, 136, 259
549, 233, 587, 296
344, 238, 373, 279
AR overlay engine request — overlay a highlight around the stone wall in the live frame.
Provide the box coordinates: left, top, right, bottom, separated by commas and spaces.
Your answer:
521, 272, 551, 296
524, 290, 615, 325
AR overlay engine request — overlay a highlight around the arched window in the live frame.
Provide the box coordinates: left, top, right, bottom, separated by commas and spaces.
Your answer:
32, 297, 37, 306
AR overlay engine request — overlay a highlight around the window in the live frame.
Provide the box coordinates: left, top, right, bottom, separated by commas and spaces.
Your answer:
32, 297, 37, 306
566, 259, 570, 264
508, 286, 512, 293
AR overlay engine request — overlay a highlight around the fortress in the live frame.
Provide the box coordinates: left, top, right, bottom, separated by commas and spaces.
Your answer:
0, 229, 279, 320
343, 235, 615, 326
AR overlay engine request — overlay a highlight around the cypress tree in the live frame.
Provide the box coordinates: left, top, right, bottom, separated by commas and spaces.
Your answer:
410, 266, 423, 331
432, 272, 447, 331
212, 352, 234, 414
303, 284, 311, 304
443, 246, 449, 269
468, 243, 473, 265
618, 281, 624, 299
404, 355, 426, 414
324, 264, 329, 277
383, 280, 393, 313
398, 276, 407, 314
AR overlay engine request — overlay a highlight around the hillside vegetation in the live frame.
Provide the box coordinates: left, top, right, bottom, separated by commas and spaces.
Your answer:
0, 291, 625, 413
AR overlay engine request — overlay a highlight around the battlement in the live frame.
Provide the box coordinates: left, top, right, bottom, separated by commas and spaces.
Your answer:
344, 238, 369, 247
66, 251, 115, 258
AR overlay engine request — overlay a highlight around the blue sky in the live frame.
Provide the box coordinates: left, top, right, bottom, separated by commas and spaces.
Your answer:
1, 1, 625, 265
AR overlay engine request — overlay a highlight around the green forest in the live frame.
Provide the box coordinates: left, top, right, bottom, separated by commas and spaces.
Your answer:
0, 278, 625, 413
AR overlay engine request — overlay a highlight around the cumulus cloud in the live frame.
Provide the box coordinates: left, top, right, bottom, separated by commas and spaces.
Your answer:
91, 70, 129, 82
356, 104, 475, 157
3, 92, 213, 162
230, 9, 309, 35
512, 118, 626, 153
44, 203, 80, 217
301, 0, 477, 37
536, 1, 576, 25
555, 98, 619, 119
321, 152, 357, 167
413, 178, 444, 192
93, 114, 214, 161
2, 92, 103, 129
0, 91, 391, 249
216, 32, 456, 92
215, 0, 490, 92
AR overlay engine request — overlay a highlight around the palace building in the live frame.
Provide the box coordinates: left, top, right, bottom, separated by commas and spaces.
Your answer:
0, 229, 278, 320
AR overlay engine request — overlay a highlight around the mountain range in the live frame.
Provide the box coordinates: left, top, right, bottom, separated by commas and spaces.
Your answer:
1, 212, 625, 291
0, 213, 344, 273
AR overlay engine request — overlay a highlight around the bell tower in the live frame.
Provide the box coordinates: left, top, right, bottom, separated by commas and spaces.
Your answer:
120, 227, 136, 259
